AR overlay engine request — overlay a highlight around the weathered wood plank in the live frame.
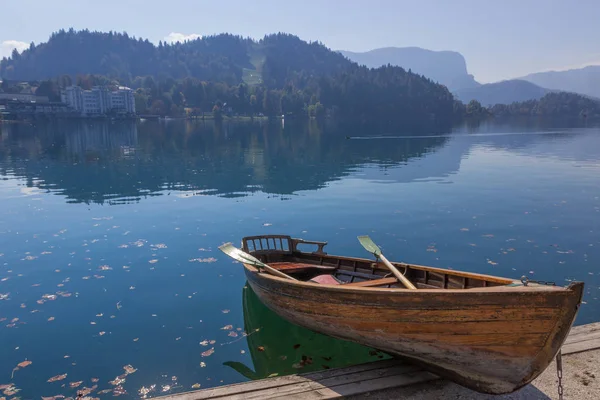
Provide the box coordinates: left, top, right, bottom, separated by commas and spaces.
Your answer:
563, 322, 600, 344
156, 322, 599, 400
276, 370, 439, 400
161, 360, 406, 400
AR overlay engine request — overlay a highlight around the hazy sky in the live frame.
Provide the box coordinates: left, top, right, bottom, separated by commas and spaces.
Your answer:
1, 0, 599, 83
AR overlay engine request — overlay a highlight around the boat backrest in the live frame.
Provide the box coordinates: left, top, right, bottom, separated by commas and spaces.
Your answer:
242, 235, 294, 255
242, 235, 329, 256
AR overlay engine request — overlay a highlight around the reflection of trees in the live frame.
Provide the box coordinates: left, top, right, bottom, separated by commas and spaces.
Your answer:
0, 120, 449, 204
223, 285, 387, 380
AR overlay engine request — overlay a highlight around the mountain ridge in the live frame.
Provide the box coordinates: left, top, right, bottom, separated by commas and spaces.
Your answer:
520, 65, 600, 99
340, 47, 479, 91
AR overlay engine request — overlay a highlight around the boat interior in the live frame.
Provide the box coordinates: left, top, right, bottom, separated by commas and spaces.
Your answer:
242, 235, 514, 289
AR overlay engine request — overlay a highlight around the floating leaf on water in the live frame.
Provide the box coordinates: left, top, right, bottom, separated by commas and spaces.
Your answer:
123, 365, 137, 374
78, 384, 98, 396
221, 325, 233, 330
17, 360, 32, 368
191, 383, 201, 389
47, 373, 67, 383
109, 375, 126, 386
188, 258, 217, 263
138, 384, 156, 398
69, 381, 83, 388
201, 348, 214, 357
113, 385, 127, 396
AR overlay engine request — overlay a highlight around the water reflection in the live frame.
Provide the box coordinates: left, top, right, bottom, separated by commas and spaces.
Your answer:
224, 285, 387, 380
0, 120, 598, 205
0, 120, 450, 203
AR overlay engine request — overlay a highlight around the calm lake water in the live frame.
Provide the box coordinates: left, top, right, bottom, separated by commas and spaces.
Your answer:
0, 119, 599, 398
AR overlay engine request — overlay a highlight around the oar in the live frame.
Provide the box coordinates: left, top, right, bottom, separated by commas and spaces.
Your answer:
357, 236, 417, 290
218, 242, 297, 281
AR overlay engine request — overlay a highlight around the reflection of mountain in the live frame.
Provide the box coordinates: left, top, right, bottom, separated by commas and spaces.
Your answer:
0, 120, 450, 204
224, 285, 386, 380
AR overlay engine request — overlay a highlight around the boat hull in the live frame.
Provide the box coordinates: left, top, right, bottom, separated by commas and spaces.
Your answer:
244, 265, 583, 394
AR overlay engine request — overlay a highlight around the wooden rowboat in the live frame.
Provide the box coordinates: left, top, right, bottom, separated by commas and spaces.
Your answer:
231, 234, 583, 394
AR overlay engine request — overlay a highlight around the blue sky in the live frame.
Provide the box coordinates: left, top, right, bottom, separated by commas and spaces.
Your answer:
1, 0, 599, 82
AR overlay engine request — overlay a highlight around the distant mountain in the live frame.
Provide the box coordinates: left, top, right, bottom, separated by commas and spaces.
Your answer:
454, 80, 549, 106
340, 47, 479, 91
520, 66, 600, 99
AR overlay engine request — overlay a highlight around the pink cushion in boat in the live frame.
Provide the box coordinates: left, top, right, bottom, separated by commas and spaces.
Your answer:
310, 274, 342, 285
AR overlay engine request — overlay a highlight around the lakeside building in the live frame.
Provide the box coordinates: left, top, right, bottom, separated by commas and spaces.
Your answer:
62, 86, 136, 116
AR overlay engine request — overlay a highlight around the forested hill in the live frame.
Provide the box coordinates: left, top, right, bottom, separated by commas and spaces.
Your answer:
0, 29, 456, 127
0, 30, 252, 84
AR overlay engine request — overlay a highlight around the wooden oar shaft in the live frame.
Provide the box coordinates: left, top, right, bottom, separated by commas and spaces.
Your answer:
379, 254, 417, 290
260, 264, 298, 281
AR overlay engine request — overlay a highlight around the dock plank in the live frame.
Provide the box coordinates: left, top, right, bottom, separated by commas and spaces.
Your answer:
156, 322, 600, 400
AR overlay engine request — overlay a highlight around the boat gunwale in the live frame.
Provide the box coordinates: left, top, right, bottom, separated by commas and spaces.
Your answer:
241, 262, 572, 294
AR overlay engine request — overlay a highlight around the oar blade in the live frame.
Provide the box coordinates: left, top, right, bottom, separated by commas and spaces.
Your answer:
357, 235, 381, 257
219, 242, 267, 269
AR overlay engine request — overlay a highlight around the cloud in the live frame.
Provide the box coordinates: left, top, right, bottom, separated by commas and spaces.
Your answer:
0, 40, 29, 59
163, 32, 202, 44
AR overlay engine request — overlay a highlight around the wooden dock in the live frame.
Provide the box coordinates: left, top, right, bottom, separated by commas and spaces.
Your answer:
158, 322, 600, 400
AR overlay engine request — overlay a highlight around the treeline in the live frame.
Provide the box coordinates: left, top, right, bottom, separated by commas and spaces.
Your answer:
1, 29, 249, 84
3, 29, 595, 124
0, 30, 456, 126
456, 92, 600, 119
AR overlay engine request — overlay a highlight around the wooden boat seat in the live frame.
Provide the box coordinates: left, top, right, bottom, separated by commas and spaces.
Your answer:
269, 262, 336, 274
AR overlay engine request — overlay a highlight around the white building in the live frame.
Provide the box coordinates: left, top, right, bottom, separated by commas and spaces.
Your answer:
62, 85, 135, 116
